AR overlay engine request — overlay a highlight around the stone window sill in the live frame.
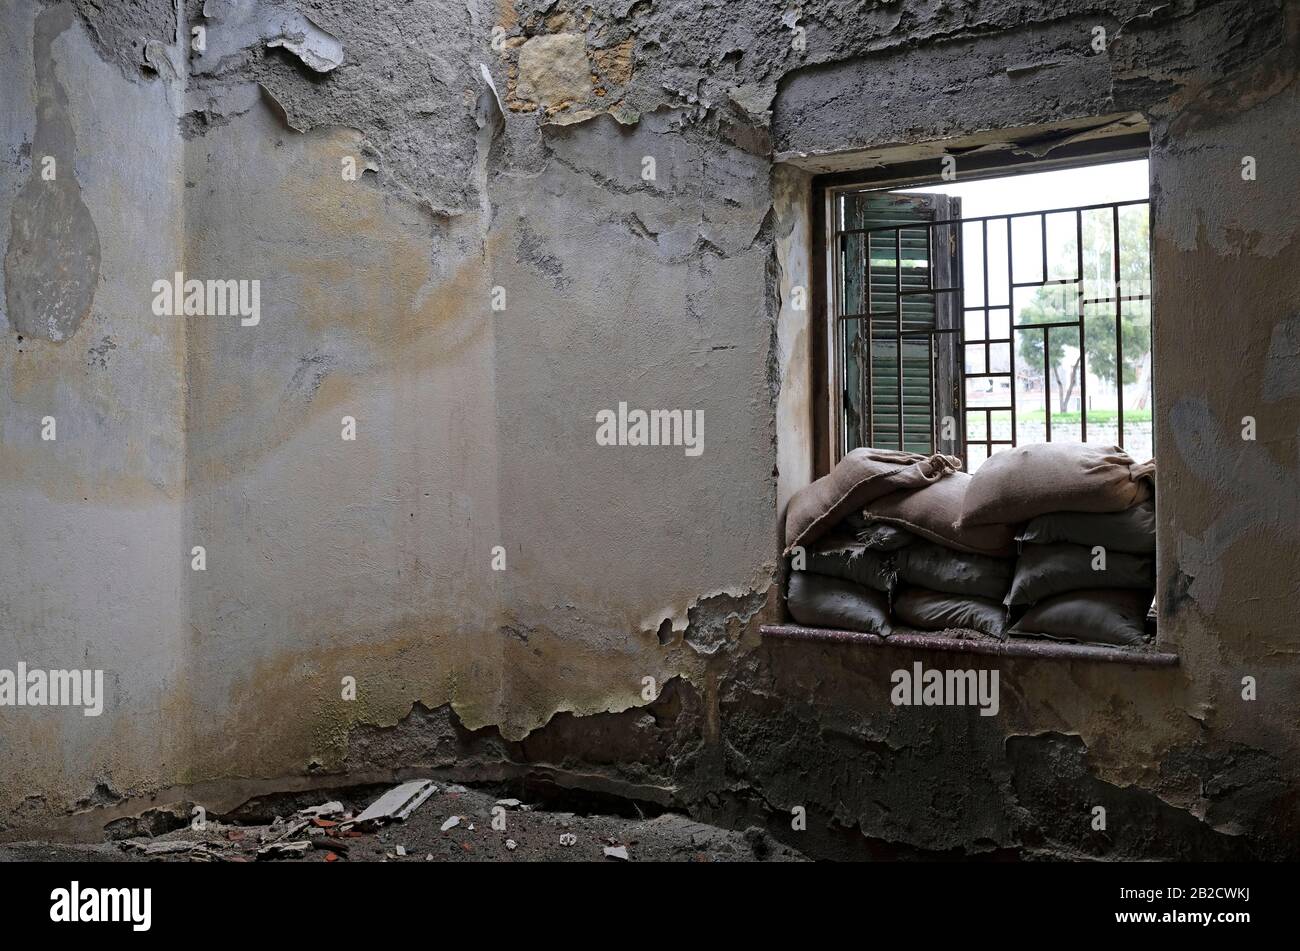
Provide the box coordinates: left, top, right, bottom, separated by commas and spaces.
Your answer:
760, 624, 1178, 667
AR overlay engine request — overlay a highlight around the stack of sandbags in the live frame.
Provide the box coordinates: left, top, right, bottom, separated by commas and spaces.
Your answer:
862, 471, 1017, 638
959, 443, 1156, 646
783, 448, 960, 635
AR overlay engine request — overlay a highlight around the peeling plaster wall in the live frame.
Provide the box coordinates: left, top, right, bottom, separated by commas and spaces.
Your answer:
1, 0, 1298, 856
179, 99, 507, 778
1, 1, 188, 829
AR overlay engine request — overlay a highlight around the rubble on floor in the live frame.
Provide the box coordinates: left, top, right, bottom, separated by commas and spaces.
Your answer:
0, 782, 808, 863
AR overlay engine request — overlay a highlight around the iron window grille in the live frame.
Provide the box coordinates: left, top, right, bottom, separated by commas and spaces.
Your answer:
832, 194, 1152, 467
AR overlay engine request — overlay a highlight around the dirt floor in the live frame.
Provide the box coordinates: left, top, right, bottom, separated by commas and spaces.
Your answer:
0, 781, 808, 862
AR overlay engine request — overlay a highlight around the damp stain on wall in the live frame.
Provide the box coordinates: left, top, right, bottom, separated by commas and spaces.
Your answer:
4, 3, 100, 343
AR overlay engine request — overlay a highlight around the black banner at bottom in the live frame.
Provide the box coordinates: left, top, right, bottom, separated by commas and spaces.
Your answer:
0, 860, 1277, 938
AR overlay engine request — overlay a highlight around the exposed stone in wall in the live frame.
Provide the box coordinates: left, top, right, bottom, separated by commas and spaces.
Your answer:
515, 33, 591, 109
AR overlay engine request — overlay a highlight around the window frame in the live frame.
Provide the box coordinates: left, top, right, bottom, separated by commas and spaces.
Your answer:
809, 134, 1152, 478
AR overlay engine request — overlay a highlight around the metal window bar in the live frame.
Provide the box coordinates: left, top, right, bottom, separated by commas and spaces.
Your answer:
835, 198, 1151, 466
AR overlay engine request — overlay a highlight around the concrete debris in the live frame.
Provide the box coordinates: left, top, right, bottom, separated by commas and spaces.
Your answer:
125, 840, 202, 856
141, 841, 196, 857
29, 784, 810, 862
122, 830, 284, 863
136, 843, 223, 862
349, 780, 436, 828
265, 818, 310, 843
495, 799, 522, 809
298, 801, 345, 819
257, 840, 312, 860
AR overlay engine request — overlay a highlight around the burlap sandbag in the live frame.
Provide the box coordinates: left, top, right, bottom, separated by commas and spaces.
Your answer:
1018, 500, 1156, 554
804, 541, 897, 593
786, 571, 892, 635
842, 515, 917, 551
865, 471, 1017, 557
1008, 588, 1153, 646
960, 442, 1154, 527
894, 586, 1007, 638
1006, 542, 1155, 607
898, 541, 1014, 601
784, 448, 960, 553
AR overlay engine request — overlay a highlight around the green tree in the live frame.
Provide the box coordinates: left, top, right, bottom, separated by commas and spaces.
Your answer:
1017, 210, 1150, 413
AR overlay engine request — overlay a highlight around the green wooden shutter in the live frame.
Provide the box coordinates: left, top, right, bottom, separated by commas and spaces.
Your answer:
839, 191, 962, 457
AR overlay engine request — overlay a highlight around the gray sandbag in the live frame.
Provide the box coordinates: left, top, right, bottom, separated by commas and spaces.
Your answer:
865, 470, 1018, 557
1008, 588, 1153, 646
897, 541, 1014, 601
784, 448, 960, 553
804, 541, 897, 593
960, 442, 1155, 527
786, 571, 892, 636
1006, 542, 1155, 607
894, 586, 1007, 638
1018, 500, 1156, 554
848, 517, 917, 551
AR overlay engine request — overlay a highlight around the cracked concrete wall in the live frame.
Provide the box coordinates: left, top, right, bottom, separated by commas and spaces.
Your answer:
1, 0, 1298, 857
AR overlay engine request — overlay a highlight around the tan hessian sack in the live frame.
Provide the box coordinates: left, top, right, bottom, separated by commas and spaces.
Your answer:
960, 442, 1154, 527
784, 448, 961, 553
